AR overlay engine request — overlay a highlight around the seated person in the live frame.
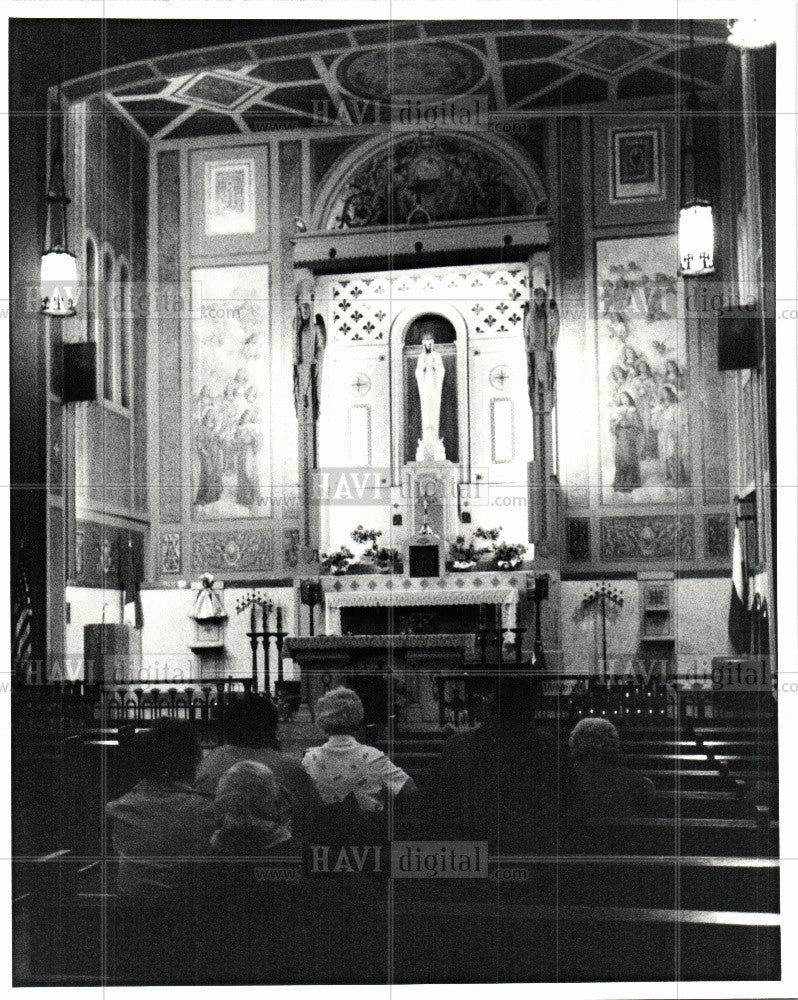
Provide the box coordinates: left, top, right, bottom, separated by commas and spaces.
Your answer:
302, 687, 415, 839
432, 676, 580, 853
568, 717, 656, 817
211, 761, 299, 856
106, 718, 216, 901
194, 695, 319, 840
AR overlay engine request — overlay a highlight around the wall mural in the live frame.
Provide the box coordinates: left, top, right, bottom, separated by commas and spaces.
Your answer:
192, 265, 271, 520
336, 41, 484, 101
326, 133, 538, 229
596, 235, 689, 504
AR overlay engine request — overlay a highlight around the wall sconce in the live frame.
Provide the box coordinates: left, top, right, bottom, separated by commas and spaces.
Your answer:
41, 86, 77, 317
679, 24, 715, 277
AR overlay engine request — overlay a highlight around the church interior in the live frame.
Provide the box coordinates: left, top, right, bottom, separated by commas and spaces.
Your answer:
9, 15, 781, 987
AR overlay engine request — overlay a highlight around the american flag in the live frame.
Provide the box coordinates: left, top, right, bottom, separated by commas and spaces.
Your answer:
120, 533, 143, 628
12, 545, 33, 677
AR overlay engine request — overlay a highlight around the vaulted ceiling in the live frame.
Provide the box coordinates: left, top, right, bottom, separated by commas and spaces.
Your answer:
60, 20, 734, 142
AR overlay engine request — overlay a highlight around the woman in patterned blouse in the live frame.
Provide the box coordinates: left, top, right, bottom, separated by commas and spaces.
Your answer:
302, 687, 416, 813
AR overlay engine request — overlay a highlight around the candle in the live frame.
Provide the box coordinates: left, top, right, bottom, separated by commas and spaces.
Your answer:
276, 606, 283, 632
250, 602, 256, 632
262, 601, 269, 632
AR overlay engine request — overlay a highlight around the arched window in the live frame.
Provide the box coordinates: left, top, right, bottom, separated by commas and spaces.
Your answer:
102, 251, 114, 401
403, 313, 459, 463
119, 263, 130, 408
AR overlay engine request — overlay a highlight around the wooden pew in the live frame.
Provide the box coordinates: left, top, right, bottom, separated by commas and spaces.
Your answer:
16, 847, 781, 986
388, 894, 780, 982
579, 813, 778, 857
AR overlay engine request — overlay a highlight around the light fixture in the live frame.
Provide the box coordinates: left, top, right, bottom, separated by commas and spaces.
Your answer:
41, 85, 77, 317
678, 23, 715, 277
727, 16, 778, 49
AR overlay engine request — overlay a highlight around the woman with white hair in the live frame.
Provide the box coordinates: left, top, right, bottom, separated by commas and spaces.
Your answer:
568, 717, 655, 817
211, 760, 297, 856
302, 687, 416, 814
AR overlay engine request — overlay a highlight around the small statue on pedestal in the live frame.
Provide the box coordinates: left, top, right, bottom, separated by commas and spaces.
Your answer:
191, 573, 227, 623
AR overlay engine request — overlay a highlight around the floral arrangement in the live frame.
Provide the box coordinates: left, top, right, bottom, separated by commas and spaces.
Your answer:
493, 541, 528, 569
449, 527, 527, 570
449, 535, 492, 570
320, 546, 354, 574
350, 525, 383, 549
322, 529, 401, 574
372, 546, 401, 572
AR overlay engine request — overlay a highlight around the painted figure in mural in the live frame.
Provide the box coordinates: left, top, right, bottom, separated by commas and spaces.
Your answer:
620, 343, 640, 380
195, 407, 223, 505
609, 364, 629, 403
664, 358, 687, 394
631, 357, 659, 460
219, 381, 242, 476
195, 385, 213, 424
611, 390, 643, 492
652, 384, 690, 486
234, 408, 262, 508
415, 335, 446, 462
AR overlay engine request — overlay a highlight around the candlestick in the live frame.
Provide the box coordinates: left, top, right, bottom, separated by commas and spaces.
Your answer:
276, 606, 283, 632
262, 601, 269, 632
250, 602, 256, 631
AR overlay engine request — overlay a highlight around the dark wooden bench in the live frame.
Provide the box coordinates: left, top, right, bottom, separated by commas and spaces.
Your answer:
580, 811, 778, 857
15, 846, 780, 985
387, 895, 779, 982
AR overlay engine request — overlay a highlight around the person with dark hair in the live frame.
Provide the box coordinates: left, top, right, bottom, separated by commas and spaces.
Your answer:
194, 696, 319, 841
105, 719, 215, 900
431, 676, 579, 853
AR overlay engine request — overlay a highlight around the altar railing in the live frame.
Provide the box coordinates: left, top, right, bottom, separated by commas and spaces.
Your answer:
10, 676, 287, 745
431, 673, 777, 729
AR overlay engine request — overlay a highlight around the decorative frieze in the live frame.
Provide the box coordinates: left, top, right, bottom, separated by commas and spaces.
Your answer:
157, 150, 182, 523
567, 518, 591, 561
191, 529, 273, 573
599, 514, 694, 561
705, 513, 731, 559
159, 532, 182, 575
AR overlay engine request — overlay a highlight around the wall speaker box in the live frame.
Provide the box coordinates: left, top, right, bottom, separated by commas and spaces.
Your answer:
717, 310, 763, 371
63, 342, 97, 402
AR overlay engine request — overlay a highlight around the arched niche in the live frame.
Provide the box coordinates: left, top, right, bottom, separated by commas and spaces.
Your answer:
312, 130, 547, 231
390, 303, 470, 481
403, 314, 459, 464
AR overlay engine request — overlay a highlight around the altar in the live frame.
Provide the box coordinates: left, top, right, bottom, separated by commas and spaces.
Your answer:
284, 632, 475, 732
285, 572, 528, 731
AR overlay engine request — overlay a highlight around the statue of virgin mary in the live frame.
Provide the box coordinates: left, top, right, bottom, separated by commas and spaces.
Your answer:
415, 336, 446, 462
